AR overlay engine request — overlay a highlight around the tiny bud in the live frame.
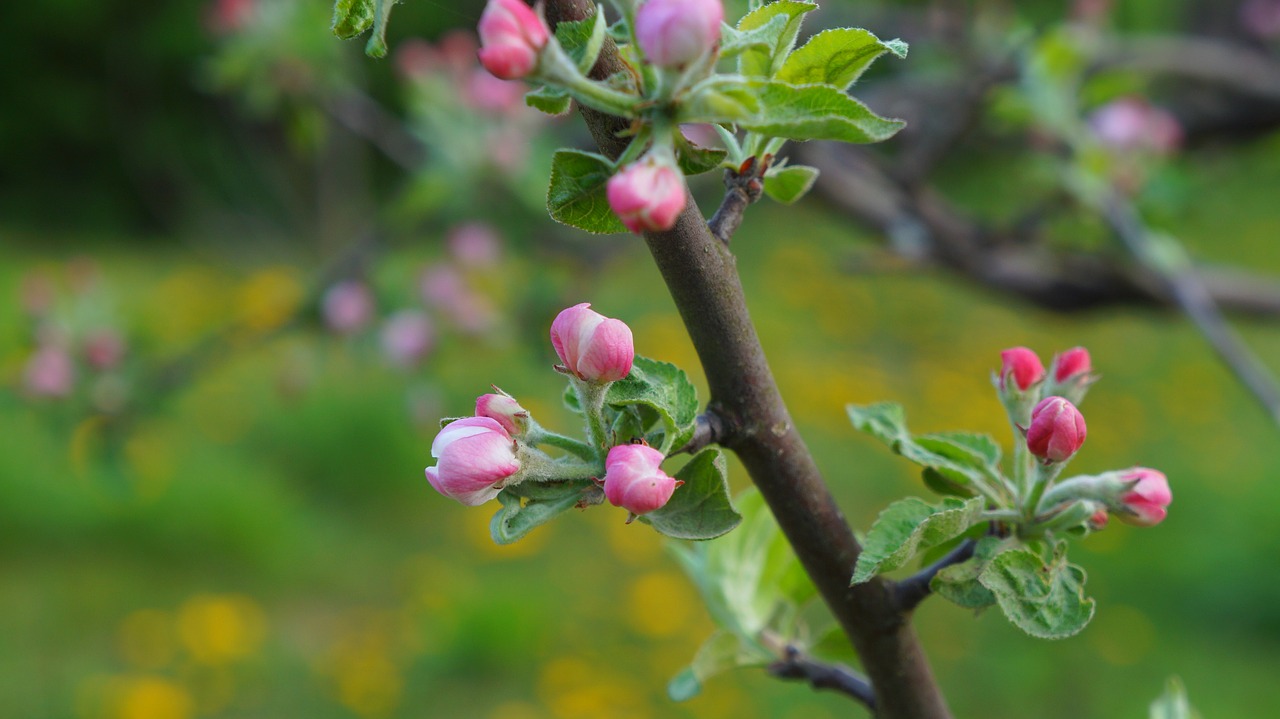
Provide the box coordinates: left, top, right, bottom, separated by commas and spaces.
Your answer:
322, 280, 375, 335
426, 417, 521, 506
603, 444, 681, 516
999, 347, 1045, 392
549, 303, 634, 383
476, 0, 549, 80
1052, 346, 1091, 383
635, 0, 724, 68
1117, 468, 1171, 527
1026, 396, 1087, 464
1087, 507, 1109, 531
475, 392, 529, 436
607, 159, 686, 234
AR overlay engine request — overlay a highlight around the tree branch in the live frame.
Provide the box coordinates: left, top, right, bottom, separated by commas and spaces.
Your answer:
676, 411, 726, 455
768, 645, 877, 711
708, 157, 769, 245
544, 2, 952, 716
894, 539, 977, 613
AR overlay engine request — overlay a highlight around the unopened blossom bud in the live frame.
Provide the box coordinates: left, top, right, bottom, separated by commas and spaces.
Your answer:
549, 303, 634, 383
380, 311, 435, 367
24, 346, 75, 398
1026, 396, 1087, 463
603, 444, 681, 516
635, 0, 724, 68
476, 0, 549, 80
1117, 468, 1171, 526
999, 347, 1045, 392
475, 392, 529, 436
426, 417, 521, 506
1087, 507, 1109, 531
84, 329, 127, 371
606, 159, 686, 233
322, 280, 375, 335
1046, 346, 1094, 403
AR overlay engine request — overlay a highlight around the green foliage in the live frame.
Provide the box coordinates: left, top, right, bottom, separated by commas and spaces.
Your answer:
850, 497, 984, 584
847, 403, 1003, 498
763, 165, 819, 204
490, 484, 588, 545
330, 0, 397, 57
776, 28, 907, 91
526, 86, 573, 116
554, 3, 608, 74
719, 15, 791, 60
546, 149, 628, 235
669, 489, 819, 700
1150, 677, 1200, 719
680, 80, 905, 144
675, 132, 730, 175
978, 542, 1095, 639
735, 1, 817, 78
930, 535, 1004, 609
640, 448, 741, 540
604, 356, 700, 453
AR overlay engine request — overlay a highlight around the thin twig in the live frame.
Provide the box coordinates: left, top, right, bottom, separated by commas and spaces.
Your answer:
768, 645, 877, 711
894, 539, 978, 613
708, 157, 769, 245
1099, 196, 1280, 425
676, 411, 726, 455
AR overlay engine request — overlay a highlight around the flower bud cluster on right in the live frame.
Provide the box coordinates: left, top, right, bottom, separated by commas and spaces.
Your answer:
849, 345, 1172, 638
467, 0, 909, 236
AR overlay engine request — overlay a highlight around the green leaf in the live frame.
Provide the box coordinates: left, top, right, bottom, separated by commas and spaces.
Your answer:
1150, 677, 1200, 719
719, 15, 789, 60
331, 0, 375, 39
930, 535, 1006, 609
546, 149, 628, 235
605, 355, 699, 453
526, 86, 572, 116
675, 131, 729, 176
978, 543, 1095, 639
680, 76, 764, 125
847, 403, 1004, 498
763, 165, 819, 204
671, 489, 816, 637
364, 0, 398, 58
776, 28, 907, 91
490, 485, 587, 545
555, 3, 608, 74
668, 630, 768, 702
847, 401, 909, 445
641, 448, 741, 540
851, 497, 985, 584
735, 1, 817, 77
739, 81, 905, 144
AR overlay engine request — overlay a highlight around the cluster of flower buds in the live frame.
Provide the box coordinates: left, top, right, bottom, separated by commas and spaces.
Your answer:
994, 345, 1171, 528
425, 303, 682, 521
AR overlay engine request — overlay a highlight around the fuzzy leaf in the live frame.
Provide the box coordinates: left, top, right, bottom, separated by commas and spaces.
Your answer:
930, 535, 1005, 609
978, 543, 1095, 639
526, 86, 572, 116
735, 1, 816, 77
719, 15, 789, 60
364, 0, 398, 58
546, 149, 627, 235
848, 403, 1004, 497
490, 485, 586, 545
641, 448, 741, 540
776, 28, 907, 90
763, 165, 819, 204
605, 356, 699, 453
676, 131, 729, 175
668, 630, 768, 702
738, 81, 905, 144
851, 496, 985, 584
331, 0, 375, 39
555, 3, 608, 74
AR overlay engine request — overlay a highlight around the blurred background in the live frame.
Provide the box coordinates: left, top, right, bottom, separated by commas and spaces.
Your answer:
4, 0, 1280, 717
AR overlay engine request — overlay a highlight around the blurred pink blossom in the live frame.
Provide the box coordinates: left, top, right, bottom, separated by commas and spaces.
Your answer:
1241, 0, 1280, 39
680, 123, 723, 149
24, 346, 76, 398
419, 265, 467, 308
380, 311, 435, 367
322, 280, 375, 335
395, 38, 439, 80
447, 223, 503, 268
83, 329, 127, 371
205, 0, 255, 36
1088, 98, 1182, 154
465, 68, 526, 114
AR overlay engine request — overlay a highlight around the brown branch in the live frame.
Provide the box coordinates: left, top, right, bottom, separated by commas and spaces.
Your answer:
768, 645, 877, 711
708, 157, 769, 244
1092, 35, 1280, 101
544, 2, 952, 716
894, 539, 977, 613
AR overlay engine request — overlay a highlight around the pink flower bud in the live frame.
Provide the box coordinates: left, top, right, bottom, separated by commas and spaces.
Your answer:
606, 160, 686, 234
1052, 346, 1091, 383
476, 0, 549, 80
23, 346, 75, 398
426, 417, 521, 506
322, 281, 375, 335
603, 444, 681, 515
1087, 506, 1109, 531
380, 311, 435, 367
83, 329, 127, 371
1117, 468, 1171, 526
549, 303, 634, 383
1026, 396, 1087, 463
635, 0, 724, 68
475, 392, 529, 436
999, 347, 1045, 391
